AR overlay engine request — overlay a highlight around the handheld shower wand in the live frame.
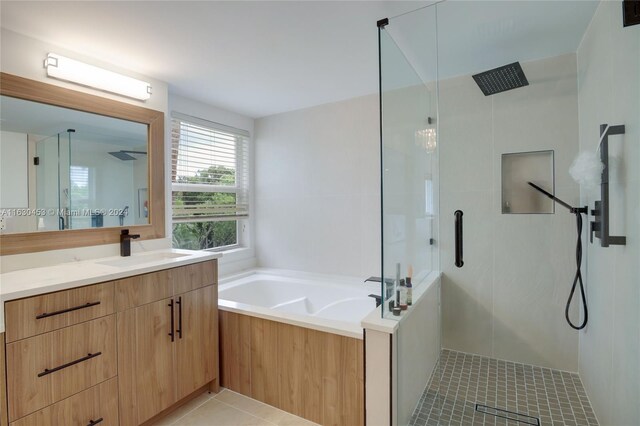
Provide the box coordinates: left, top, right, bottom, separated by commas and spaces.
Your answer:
528, 182, 589, 330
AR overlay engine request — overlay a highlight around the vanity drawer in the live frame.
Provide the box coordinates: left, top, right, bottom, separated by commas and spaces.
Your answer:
115, 268, 171, 310
6, 315, 117, 421
171, 260, 217, 294
10, 377, 118, 426
4, 282, 114, 343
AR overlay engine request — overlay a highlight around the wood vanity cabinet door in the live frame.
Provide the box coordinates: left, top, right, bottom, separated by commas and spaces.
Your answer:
133, 297, 178, 424
114, 269, 171, 311
171, 260, 217, 295
175, 285, 217, 400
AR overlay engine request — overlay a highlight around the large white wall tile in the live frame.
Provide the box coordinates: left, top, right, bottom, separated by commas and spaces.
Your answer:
441, 190, 494, 357
577, 1, 640, 424
254, 94, 380, 277
440, 54, 581, 371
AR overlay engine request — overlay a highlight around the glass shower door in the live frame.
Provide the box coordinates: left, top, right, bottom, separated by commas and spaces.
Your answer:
35, 133, 61, 231
379, 5, 440, 424
35, 131, 71, 230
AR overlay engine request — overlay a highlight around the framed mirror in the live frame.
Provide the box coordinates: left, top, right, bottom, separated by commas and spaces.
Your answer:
0, 73, 165, 255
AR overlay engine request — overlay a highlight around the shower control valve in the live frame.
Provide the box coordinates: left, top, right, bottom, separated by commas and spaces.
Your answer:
590, 221, 600, 244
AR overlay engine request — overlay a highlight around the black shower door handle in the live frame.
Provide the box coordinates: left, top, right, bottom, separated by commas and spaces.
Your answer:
454, 210, 464, 268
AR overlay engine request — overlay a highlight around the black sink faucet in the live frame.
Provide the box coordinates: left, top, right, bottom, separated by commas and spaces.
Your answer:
120, 229, 140, 257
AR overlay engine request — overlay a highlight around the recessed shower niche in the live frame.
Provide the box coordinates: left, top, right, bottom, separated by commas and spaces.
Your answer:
501, 150, 554, 214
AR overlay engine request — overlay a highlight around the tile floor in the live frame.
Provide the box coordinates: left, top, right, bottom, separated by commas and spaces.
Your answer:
152, 388, 319, 426
411, 349, 599, 426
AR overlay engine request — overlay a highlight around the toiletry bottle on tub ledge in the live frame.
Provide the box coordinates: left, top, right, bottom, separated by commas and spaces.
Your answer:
399, 278, 408, 310
406, 264, 413, 306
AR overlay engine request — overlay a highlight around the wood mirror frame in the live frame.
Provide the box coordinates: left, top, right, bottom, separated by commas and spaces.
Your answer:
0, 72, 165, 255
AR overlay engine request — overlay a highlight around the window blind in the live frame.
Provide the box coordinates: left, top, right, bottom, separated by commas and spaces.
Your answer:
171, 113, 249, 222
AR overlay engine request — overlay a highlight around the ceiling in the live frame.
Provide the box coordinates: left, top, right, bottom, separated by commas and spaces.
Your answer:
1, 1, 598, 119
386, 1, 599, 86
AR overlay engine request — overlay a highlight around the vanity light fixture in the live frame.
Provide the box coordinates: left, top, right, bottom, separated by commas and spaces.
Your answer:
43, 53, 152, 101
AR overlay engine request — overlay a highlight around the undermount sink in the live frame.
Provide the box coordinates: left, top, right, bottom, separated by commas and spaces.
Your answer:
96, 252, 190, 267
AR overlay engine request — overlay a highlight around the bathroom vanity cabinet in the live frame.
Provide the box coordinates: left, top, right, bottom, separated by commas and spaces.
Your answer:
0, 258, 218, 426
116, 261, 218, 425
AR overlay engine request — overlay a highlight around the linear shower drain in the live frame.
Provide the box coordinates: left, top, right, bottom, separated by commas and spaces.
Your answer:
475, 403, 540, 425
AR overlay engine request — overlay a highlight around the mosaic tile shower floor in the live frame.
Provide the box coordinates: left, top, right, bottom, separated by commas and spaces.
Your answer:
410, 350, 598, 426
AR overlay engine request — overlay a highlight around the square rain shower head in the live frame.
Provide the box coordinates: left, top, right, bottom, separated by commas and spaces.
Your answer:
472, 62, 529, 96
109, 151, 137, 160
109, 150, 147, 161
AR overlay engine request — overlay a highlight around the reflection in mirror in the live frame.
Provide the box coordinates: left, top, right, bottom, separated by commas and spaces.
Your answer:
0, 95, 148, 234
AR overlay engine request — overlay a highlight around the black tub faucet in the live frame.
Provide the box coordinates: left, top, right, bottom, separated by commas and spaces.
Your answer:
120, 229, 140, 257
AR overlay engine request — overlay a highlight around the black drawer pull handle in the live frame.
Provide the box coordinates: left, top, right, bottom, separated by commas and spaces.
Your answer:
37, 352, 102, 377
87, 418, 104, 426
36, 301, 101, 319
454, 210, 464, 268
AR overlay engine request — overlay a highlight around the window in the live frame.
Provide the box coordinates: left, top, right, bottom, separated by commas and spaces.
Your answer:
70, 165, 90, 210
171, 113, 249, 250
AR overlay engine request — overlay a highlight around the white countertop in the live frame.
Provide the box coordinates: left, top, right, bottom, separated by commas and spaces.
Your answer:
0, 249, 221, 333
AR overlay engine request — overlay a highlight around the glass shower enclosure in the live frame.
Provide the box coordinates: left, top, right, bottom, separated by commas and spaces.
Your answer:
379, 1, 638, 425
35, 130, 71, 231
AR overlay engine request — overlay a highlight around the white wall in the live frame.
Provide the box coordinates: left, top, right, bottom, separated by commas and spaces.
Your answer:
0, 29, 172, 271
577, 2, 640, 424
254, 94, 380, 278
69, 138, 141, 229
440, 53, 582, 371
0, 131, 28, 209
0, 28, 168, 113
0, 30, 255, 273
0, 131, 30, 233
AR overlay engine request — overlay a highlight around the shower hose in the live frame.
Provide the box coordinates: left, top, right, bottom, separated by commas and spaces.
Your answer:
566, 211, 588, 330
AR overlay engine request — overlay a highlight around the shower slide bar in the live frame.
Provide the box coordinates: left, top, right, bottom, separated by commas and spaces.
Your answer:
591, 124, 626, 247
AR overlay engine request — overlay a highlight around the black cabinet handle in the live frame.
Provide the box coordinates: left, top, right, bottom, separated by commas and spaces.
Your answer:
36, 301, 101, 319
176, 296, 183, 339
168, 299, 175, 342
37, 352, 102, 377
454, 210, 464, 268
87, 418, 104, 426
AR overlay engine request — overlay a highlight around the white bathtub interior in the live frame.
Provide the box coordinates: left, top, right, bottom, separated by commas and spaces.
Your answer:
219, 270, 381, 338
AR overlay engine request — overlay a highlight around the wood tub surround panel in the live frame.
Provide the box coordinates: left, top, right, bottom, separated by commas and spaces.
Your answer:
250, 317, 280, 407
6, 315, 117, 421
4, 282, 114, 343
323, 332, 365, 426
219, 311, 365, 426
279, 324, 324, 424
10, 377, 119, 426
219, 309, 252, 395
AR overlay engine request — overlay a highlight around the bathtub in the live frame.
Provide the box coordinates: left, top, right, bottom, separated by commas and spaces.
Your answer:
218, 269, 380, 339
218, 269, 374, 425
